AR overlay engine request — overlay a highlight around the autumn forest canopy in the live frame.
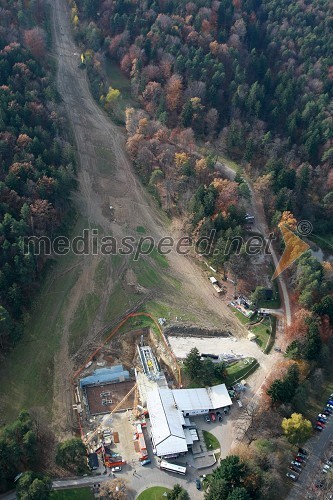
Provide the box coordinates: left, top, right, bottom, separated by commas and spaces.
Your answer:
74, 0, 333, 235
0, 0, 76, 349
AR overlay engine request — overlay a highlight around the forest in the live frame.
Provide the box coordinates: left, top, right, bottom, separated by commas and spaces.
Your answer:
72, 0, 333, 371
0, 0, 76, 350
73, 0, 333, 236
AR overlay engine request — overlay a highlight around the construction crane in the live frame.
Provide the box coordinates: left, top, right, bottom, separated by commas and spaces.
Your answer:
84, 383, 137, 446
132, 384, 140, 419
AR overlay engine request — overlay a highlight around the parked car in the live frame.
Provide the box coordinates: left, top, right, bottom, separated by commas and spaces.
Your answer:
210, 412, 216, 422
216, 411, 223, 422
111, 467, 122, 472
318, 417, 327, 424
237, 400, 243, 408
286, 472, 298, 482
315, 425, 323, 431
297, 453, 307, 460
291, 461, 302, 470
316, 421, 325, 428
205, 415, 211, 423
295, 456, 304, 463
140, 459, 151, 466
196, 479, 201, 490
323, 409, 332, 415
322, 465, 331, 474
298, 448, 308, 455
289, 466, 300, 473
318, 413, 328, 420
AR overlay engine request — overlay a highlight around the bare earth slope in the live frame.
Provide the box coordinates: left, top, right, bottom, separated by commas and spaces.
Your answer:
49, 0, 246, 433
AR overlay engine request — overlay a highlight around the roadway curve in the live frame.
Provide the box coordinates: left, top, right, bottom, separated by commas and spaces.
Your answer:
216, 160, 292, 326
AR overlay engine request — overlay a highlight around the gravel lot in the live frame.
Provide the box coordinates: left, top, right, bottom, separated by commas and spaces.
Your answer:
168, 335, 264, 360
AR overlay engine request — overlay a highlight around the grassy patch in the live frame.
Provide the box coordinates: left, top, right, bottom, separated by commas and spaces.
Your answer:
225, 358, 259, 385
116, 313, 162, 340
251, 318, 271, 350
50, 488, 94, 499
69, 292, 101, 354
218, 155, 240, 173
203, 430, 220, 451
136, 226, 146, 234
133, 257, 161, 288
94, 258, 108, 288
94, 145, 116, 174
230, 306, 255, 325
143, 300, 198, 324
103, 281, 139, 324
149, 247, 169, 269
104, 58, 138, 123
137, 487, 172, 500
0, 228, 82, 420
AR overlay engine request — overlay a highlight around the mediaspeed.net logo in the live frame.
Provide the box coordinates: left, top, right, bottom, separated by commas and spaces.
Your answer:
272, 219, 312, 279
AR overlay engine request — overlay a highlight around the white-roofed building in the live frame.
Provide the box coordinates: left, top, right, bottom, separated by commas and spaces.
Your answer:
172, 384, 232, 416
146, 384, 232, 458
207, 384, 233, 409
172, 388, 211, 416
147, 389, 188, 458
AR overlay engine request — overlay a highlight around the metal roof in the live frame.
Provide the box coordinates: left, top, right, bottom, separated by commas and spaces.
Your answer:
172, 388, 211, 411
146, 389, 188, 457
207, 384, 233, 409
172, 384, 232, 411
79, 366, 129, 387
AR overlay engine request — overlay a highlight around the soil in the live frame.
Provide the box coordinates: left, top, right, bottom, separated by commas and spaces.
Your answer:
49, 0, 246, 435
48, 0, 292, 445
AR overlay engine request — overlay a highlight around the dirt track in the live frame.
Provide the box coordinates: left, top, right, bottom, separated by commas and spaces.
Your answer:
49, 0, 248, 434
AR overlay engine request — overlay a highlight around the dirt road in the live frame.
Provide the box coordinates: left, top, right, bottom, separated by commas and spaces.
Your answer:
49, 0, 247, 433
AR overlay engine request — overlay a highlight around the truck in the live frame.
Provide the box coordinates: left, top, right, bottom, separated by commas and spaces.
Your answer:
209, 276, 224, 294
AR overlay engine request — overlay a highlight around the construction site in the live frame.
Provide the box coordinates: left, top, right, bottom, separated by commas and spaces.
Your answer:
70, 319, 179, 471
70, 316, 235, 473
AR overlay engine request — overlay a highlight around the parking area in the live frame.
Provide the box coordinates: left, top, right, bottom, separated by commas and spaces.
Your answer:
287, 393, 333, 499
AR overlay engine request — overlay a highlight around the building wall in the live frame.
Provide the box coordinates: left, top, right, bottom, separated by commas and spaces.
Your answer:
182, 408, 209, 417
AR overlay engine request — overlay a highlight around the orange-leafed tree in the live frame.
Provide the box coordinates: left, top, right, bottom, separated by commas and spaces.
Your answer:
285, 308, 312, 342
278, 211, 297, 231
165, 75, 183, 113
211, 178, 239, 214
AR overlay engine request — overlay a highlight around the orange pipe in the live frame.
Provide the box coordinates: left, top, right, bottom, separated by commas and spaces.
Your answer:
72, 312, 181, 386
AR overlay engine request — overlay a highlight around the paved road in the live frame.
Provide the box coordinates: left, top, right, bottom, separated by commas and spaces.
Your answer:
287, 414, 333, 499
215, 160, 292, 326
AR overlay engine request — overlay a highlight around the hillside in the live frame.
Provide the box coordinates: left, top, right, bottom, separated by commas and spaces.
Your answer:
0, 0, 76, 351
